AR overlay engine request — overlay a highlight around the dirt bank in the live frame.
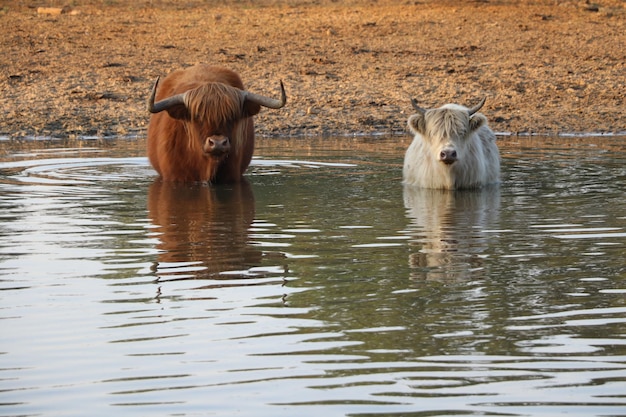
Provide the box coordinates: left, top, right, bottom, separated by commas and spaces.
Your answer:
1, 0, 624, 139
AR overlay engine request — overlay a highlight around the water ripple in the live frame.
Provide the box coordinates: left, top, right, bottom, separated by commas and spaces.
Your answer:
1, 137, 625, 417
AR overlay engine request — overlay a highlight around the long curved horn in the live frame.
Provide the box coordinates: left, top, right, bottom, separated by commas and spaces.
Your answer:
147, 76, 188, 114
467, 97, 486, 116
410, 98, 426, 115
242, 80, 287, 109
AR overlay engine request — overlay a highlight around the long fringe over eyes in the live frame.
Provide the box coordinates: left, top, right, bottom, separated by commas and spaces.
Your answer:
425, 109, 469, 141
183, 83, 248, 153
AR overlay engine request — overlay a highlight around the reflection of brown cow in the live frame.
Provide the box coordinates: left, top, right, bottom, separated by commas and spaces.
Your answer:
147, 64, 286, 183
403, 186, 500, 280
148, 180, 261, 280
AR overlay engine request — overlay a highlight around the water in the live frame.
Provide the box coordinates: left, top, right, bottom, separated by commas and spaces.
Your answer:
1, 135, 625, 417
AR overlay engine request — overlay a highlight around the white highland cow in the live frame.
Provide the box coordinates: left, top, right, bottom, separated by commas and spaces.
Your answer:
403, 98, 500, 190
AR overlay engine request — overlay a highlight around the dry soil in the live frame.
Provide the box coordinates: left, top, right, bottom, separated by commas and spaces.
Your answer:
1, 0, 624, 139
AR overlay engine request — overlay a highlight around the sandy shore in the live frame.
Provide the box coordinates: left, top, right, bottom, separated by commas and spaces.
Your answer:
1, 0, 624, 139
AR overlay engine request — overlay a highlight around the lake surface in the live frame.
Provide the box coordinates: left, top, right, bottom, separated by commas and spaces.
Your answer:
1, 135, 625, 417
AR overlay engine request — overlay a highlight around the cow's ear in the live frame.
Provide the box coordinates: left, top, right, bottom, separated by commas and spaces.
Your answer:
408, 113, 426, 135
165, 106, 191, 120
243, 102, 262, 117
469, 113, 487, 131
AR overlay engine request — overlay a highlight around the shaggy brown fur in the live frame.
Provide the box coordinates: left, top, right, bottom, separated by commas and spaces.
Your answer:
147, 65, 261, 183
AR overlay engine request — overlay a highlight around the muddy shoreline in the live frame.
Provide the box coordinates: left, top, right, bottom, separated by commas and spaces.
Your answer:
1, 0, 624, 139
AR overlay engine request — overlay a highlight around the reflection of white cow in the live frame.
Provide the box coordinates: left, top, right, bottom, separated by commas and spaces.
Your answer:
403, 186, 500, 280
403, 98, 500, 190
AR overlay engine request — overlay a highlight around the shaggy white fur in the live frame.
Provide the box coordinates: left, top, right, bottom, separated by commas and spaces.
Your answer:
403, 103, 500, 190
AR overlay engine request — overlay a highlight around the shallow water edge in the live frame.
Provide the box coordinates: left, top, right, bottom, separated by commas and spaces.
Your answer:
1, 134, 624, 417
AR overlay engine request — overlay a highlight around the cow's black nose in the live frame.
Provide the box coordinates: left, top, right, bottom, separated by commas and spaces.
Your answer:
204, 136, 231, 157
440, 149, 457, 164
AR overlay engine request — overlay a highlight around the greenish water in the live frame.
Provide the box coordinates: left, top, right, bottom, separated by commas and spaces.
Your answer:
0, 135, 625, 416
